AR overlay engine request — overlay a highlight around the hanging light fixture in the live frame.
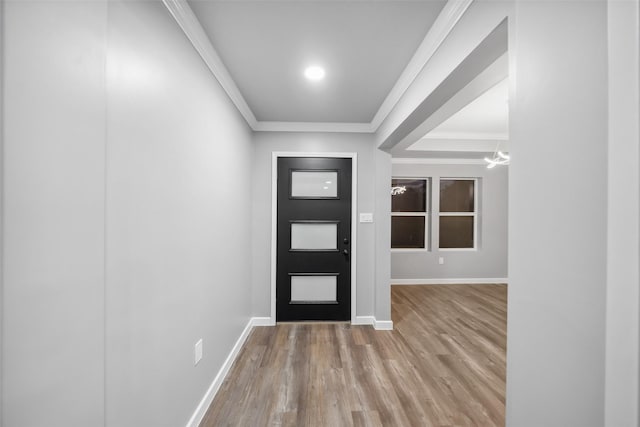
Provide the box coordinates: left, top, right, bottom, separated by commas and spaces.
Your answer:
391, 186, 407, 196
484, 142, 510, 168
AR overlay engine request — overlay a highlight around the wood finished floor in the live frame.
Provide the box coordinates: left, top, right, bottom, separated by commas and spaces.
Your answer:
201, 284, 507, 427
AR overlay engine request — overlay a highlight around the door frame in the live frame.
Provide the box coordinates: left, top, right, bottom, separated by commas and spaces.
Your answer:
270, 152, 358, 324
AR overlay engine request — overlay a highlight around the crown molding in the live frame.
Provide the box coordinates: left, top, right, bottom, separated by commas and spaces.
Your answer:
162, 0, 258, 128
370, 0, 475, 132
253, 121, 375, 133
163, 0, 473, 134
422, 131, 508, 140
392, 157, 486, 165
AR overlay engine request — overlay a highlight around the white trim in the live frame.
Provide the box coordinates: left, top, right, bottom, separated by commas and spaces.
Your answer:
374, 320, 394, 331
391, 278, 508, 285
162, 0, 257, 129
370, 0, 475, 131
353, 316, 394, 331
270, 152, 358, 325
422, 131, 508, 141
162, 0, 473, 134
392, 158, 487, 165
254, 121, 375, 134
352, 316, 376, 326
185, 318, 255, 427
250, 317, 275, 327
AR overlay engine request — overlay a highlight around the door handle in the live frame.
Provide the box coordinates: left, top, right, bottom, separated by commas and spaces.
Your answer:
343, 249, 349, 257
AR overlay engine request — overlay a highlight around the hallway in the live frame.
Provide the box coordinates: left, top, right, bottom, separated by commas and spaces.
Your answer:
201, 285, 507, 426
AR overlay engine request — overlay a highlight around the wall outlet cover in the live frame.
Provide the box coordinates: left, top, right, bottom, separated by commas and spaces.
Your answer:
194, 339, 203, 365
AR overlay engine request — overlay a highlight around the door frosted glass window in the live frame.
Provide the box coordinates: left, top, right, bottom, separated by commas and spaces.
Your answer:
291, 223, 338, 250
290, 275, 337, 303
291, 171, 338, 198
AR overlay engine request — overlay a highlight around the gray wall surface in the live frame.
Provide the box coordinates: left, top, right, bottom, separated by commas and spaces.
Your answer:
3, 2, 108, 425
507, 1, 608, 426
390, 162, 508, 281
251, 132, 383, 320
105, 2, 253, 426
605, 0, 640, 424
2, 1, 254, 426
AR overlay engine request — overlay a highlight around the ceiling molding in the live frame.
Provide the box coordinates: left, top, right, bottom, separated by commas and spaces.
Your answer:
162, 0, 258, 128
164, 0, 473, 134
422, 131, 508, 140
253, 121, 375, 134
370, 0, 475, 131
392, 157, 486, 165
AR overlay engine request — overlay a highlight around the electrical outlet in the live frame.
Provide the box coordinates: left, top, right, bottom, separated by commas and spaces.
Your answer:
194, 339, 203, 366
438, 257, 445, 265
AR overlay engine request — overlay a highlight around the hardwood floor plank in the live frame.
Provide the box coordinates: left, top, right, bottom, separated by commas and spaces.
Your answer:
200, 284, 507, 427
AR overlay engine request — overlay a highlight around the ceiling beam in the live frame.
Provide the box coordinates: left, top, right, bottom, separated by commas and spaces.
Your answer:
380, 19, 508, 154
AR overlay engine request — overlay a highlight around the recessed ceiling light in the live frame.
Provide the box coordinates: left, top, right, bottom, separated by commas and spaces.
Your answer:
304, 66, 325, 81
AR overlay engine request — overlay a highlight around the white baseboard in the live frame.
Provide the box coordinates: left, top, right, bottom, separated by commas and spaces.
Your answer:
185, 318, 254, 427
353, 316, 375, 326
353, 316, 393, 330
391, 278, 508, 285
374, 320, 394, 330
250, 316, 275, 326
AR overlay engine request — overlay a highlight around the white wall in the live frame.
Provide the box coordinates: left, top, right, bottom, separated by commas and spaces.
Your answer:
1, 1, 254, 426
373, 149, 392, 322
251, 132, 382, 321
605, 0, 640, 424
507, 1, 608, 426
2, 2, 108, 425
391, 162, 508, 282
105, 2, 253, 426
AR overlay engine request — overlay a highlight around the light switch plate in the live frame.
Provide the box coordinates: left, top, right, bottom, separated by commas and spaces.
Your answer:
359, 213, 373, 223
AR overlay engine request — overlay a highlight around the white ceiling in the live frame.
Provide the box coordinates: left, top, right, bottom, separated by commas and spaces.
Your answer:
187, 0, 447, 123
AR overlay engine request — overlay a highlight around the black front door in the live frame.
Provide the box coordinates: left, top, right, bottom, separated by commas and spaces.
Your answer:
276, 157, 352, 321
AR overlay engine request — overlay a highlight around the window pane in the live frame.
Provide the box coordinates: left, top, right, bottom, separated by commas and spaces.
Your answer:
291, 171, 338, 198
391, 216, 425, 248
439, 216, 474, 248
391, 179, 427, 212
440, 179, 474, 212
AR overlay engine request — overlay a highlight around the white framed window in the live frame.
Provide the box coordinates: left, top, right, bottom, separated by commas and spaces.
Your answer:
439, 178, 477, 250
391, 178, 429, 250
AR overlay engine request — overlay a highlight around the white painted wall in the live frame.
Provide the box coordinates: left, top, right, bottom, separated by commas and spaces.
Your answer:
605, 0, 640, 425
1, 1, 253, 426
507, 1, 608, 425
105, 2, 253, 426
251, 132, 380, 321
374, 149, 392, 322
2, 2, 108, 425
391, 162, 508, 282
